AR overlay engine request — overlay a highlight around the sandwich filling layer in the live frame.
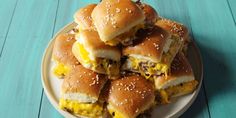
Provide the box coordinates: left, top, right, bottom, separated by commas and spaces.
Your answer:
155, 80, 198, 104
73, 42, 120, 75
124, 36, 181, 79
59, 99, 103, 117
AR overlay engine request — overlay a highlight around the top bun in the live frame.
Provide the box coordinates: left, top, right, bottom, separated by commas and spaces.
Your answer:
52, 34, 79, 66
91, 0, 145, 42
74, 4, 97, 30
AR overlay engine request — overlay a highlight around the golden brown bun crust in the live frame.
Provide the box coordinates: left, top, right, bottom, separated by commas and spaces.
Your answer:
156, 18, 189, 42
107, 75, 155, 118
155, 52, 194, 86
91, 0, 145, 41
62, 65, 107, 98
79, 30, 121, 61
123, 26, 170, 62
140, 4, 159, 26
170, 52, 193, 76
74, 4, 96, 30
52, 34, 79, 66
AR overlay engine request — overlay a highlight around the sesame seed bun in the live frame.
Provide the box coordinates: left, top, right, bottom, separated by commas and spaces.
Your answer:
123, 26, 170, 63
139, 3, 159, 26
107, 74, 155, 118
74, 4, 96, 30
91, 0, 145, 45
156, 18, 189, 43
61, 65, 107, 103
154, 52, 197, 90
52, 34, 79, 67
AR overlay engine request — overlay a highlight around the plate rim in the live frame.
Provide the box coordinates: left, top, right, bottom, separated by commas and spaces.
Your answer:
41, 22, 203, 118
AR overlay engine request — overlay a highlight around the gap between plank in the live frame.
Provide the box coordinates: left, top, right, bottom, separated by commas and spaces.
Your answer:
226, 0, 236, 26
37, 0, 60, 117
37, 89, 44, 118
188, 18, 211, 117
0, 0, 19, 58
203, 82, 212, 118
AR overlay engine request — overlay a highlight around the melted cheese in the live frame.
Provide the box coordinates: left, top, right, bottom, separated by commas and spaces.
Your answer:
156, 80, 198, 104
129, 57, 168, 79
59, 99, 103, 117
53, 62, 70, 77
108, 108, 125, 118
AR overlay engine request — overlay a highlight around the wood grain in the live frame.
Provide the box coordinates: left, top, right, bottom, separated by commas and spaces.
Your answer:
227, 0, 236, 25
0, 0, 18, 56
186, 0, 236, 117
38, 0, 99, 117
0, 0, 58, 117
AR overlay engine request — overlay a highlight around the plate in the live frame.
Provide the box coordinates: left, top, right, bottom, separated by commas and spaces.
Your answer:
41, 22, 203, 118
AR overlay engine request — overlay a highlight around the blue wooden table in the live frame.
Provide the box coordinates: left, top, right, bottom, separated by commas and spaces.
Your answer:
0, 0, 235, 118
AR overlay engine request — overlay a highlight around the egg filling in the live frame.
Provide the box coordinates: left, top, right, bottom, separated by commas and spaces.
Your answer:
74, 42, 120, 75
59, 99, 103, 117
155, 80, 198, 104
53, 61, 70, 78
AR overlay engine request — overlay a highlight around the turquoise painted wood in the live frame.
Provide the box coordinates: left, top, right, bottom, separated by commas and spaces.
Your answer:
228, 0, 236, 24
0, 0, 58, 117
39, 0, 99, 117
146, 0, 210, 117
186, 0, 236, 117
0, 0, 236, 117
0, 0, 18, 55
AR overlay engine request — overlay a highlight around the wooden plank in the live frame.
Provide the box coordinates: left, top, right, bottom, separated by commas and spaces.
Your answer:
227, 0, 236, 25
186, 0, 236, 117
146, 0, 210, 117
0, 0, 18, 55
39, 0, 99, 117
0, 0, 58, 117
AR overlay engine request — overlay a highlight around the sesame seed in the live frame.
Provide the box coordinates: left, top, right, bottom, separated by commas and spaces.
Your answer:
161, 34, 164, 38
128, 9, 132, 13
116, 8, 121, 13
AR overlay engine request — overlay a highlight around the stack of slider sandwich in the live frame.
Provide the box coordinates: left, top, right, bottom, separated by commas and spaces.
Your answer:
51, 0, 198, 117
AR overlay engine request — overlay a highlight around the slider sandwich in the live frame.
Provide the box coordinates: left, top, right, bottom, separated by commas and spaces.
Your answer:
156, 18, 190, 53
72, 29, 121, 76
91, 0, 145, 46
74, 4, 97, 30
122, 26, 182, 79
52, 34, 79, 78
154, 52, 198, 104
59, 65, 108, 117
107, 74, 155, 118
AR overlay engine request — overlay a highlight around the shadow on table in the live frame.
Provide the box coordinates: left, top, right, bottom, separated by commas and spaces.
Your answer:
182, 36, 234, 117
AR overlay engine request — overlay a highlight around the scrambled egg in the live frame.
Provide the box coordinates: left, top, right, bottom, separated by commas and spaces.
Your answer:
59, 99, 103, 117
76, 42, 91, 64
129, 57, 168, 80
156, 80, 198, 104
75, 42, 119, 75
108, 107, 125, 118
53, 61, 70, 78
